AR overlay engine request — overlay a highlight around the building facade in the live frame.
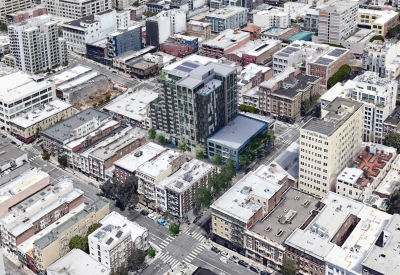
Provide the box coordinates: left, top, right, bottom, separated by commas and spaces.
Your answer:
160, 35, 199, 58
186, 21, 212, 41
106, 25, 142, 58
0, 0, 31, 23
358, 9, 399, 37
205, 7, 248, 33
45, 0, 112, 19
362, 40, 399, 79
253, 8, 290, 29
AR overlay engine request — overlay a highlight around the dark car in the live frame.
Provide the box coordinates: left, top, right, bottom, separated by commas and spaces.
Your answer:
250, 265, 260, 273
211, 246, 220, 253
238, 260, 249, 268
260, 271, 270, 275
245, 168, 251, 174
193, 216, 201, 224
140, 210, 149, 216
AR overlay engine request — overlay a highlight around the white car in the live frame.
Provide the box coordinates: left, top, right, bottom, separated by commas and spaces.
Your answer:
147, 213, 156, 220
220, 251, 229, 258
134, 206, 141, 212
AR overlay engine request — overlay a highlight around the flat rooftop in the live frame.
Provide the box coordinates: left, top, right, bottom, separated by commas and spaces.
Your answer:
10, 100, 72, 129
169, 60, 235, 82
302, 97, 363, 136
114, 142, 166, 173
50, 65, 92, 84
137, 149, 182, 178
99, 212, 147, 240
285, 192, 364, 260
130, 60, 157, 70
47, 249, 110, 275
208, 114, 268, 150
202, 29, 249, 50
316, 0, 358, 14
249, 188, 319, 244
359, 9, 398, 25
114, 47, 156, 63
205, 6, 247, 19
211, 171, 283, 223
273, 74, 319, 99
274, 139, 300, 179
259, 67, 296, 89
41, 108, 110, 143
90, 224, 131, 248
0, 144, 26, 168
375, 161, 400, 197
103, 88, 158, 122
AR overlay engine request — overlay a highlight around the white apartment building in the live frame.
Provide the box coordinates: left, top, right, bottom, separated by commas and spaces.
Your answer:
45, 0, 112, 19
362, 40, 400, 80
320, 71, 398, 144
0, 66, 56, 131
315, 0, 358, 44
205, 6, 248, 33
62, 9, 117, 54
88, 224, 133, 269
299, 97, 364, 197
8, 15, 67, 73
116, 9, 134, 29
253, 8, 290, 29
0, 0, 31, 23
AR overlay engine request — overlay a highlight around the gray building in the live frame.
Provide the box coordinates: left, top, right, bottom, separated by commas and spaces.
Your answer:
151, 58, 238, 149
205, 6, 248, 33
107, 25, 142, 58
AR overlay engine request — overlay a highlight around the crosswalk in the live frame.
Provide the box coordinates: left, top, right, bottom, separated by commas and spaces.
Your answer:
186, 231, 206, 243
158, 236, 175, 249
158, 252, 180, 268
28, 155, 40, 162
280, 139, 293, 146
183, 244, 207, 264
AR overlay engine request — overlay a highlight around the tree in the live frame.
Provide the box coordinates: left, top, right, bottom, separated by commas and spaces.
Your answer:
212, 154, 222, 165
58, 154, 68, 168
239, 104, 257, 113
195, 187, 212, 208
127, 249, 146, 271
147, 247, 156, 258
42, 152, 51, 160
132, 0, 140, 6
99, 99, 104, 105
370, 35, 384, 42
178, 140, 187, 153
111, 266, 128, 275
105, 94, 111, 101
148, 128, 156, 141
93, 103, 98, 108
282, 259, 296, 275
164, 211, 171, 220
157, 134, 165, 144
87, 224, 99, 236
69, 235, 86, 251
0, 23, 7, 32
169, 222, 180, 237
195, 144, 205, 159
384, 132, 400, 150
100, 177, 138, 207
327, 64, 351, 88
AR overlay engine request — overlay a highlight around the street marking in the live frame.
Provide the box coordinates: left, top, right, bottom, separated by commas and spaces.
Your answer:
195, 257, 232, 275
83, 195, 94, 202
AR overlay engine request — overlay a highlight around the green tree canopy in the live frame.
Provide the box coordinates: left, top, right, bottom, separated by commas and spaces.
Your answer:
327, 64, 351, 88
169, 222, 180, 237
87, 224, 99, 236
147, 247, 156, 258
370, 35, 384, 42
384, 132, 400, 150
239, 104, 257, 113
127, 249, 146, 271
195, 187, 213, 208
148, 128, 156, 140
58, 155, 68, 168
212, 154, 222, 165
157, 134, 165, 144
195, 144, 205, 159
42, 152, 51, 160
69, 235, 86, 251
282, 259, 296, 275
178, 140, 187, 153
132, 0, 140, 6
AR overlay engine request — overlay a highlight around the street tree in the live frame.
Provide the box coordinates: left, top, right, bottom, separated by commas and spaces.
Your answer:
157, 134, 165, 144
127, 249, 146, 271
147, 247, 156, 258
148, 128, 156, 141
178, 140, 187, 153
282, 259, 296, 275
87, 224, 99, 236
169, 222, 180, 237
195, 187, 212, 208
58, 154, 68, 168
42, 152, 51, 160
69, 235, 86, 251
195, 144, 205, 159
212, 154, 222, 165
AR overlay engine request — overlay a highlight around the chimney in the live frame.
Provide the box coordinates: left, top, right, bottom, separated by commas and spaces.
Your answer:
233, 29, 238, 34
269, 163, 277, 173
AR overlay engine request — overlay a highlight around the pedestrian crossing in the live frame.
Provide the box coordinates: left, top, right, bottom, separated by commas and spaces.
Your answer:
158, 236, 175, 249
280, 139, 293, 146
183, 244, 207, 264
28, 155, 40, 162
186, 231, 206, 243
158, 252, 180, 268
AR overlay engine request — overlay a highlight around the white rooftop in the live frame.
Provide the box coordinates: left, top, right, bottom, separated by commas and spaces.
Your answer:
206, 6, 247, 19
163, 55, 217, 74
89, 224, 131, 248
253, 163, 290, 185
337, 167, 363, 184
50, 65, 92, 85
114, 142, 166, 173
359, 9, 398, 25
99, 212, 147, 242
103, 88, 158, 122
208, 115, 268, 150
202, 29, 250, 50
57, 71, 100, 91
10, 100, 72, 129
259, 67, 297, 89
137, 149, 182, 178
211, 171, 283, 223
239, 63, 271, 83
47, 249, 110, 275
285, 192, 364, 260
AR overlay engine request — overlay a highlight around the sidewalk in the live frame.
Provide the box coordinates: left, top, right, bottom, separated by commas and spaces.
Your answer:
2, 248, 35, 275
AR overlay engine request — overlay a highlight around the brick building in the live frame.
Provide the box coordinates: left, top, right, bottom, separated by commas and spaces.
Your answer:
127, 60, 158, 79
201, 29, 250, 59
186, 21, 212, 41
241, 25, 261, 41
160, 35, 199, 58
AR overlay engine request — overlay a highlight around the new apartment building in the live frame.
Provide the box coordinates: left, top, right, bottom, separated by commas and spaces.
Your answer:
0, 66, 56, 131
253, 8, 290, 29
106, 25, 142, 58
32, 199, 110, 273
299, 97, 364, 197
145, 10, 187, 47
314, 0, 358, 44
150, 57, 238, 149
45, 0, 112, 19
155, 159, 216, 218
0, 0, 31, 23
205, 6, 248, 33
62, 10, 117, 55
320, 71, 398, 144
8, 15, 66, 73
358, 9, 399, 37
10, 100, 74, 143
210, 164, 286, 254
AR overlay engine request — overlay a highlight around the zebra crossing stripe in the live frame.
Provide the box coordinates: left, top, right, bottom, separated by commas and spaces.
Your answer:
193, 247, 203, 253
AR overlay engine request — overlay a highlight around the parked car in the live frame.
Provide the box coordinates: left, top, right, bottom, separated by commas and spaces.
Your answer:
157, 218, 167, 226
193, 216, 201, 224
238, 260, 249, 268
211, 246, 220, 253
230, 256, 239, 263
147, 213, 156, 220
141, 210, 149, 216
250, 265, 261, 273
260, 271, 270, 275
220, 251, 229, 258
134, 206, 141, 211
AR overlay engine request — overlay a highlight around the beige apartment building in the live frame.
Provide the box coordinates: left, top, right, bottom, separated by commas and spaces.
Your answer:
10, 100, 74, 143
299, 97, 364, 197
32, 198, 110, 273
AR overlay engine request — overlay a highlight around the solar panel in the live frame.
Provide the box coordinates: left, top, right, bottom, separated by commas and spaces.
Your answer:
103, 224, 113, 232
276, 52, 289, 57
314, 57, 333, 65
328, 48, 346, 57
182, 62, 199, 68
106, 237, 114, 245
115, 230, 123, 238
292, 43, 300, 47
94, 231, 104, 239
175, 65, 193, 73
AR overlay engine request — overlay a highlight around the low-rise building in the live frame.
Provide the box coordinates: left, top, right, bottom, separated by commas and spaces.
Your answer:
253, 8, 290, 29
47, 249, 110, 275
6, 6, 47, 24
112, 47, 156, 72
205, 6, 248, 33
239, 86, 261, 109
337, 143, 396, 202
210, 166, 285, 254
10, 100, 74, 143
186, 21, 212, 41
261, 25, 300, 41
41, 108, 111, 154
0, 36, 10, 56
341, 29, 376, 57
31, 198, 110, 273
237, 63, 272, 93
127, 60, 158, 79
103, 88, 158, 129
45, 0, 112, 20
201, 29, 250, 59
384, 105, 400, 137
375, 154, 400, 199
155, 159, 216, 218
113, 142, 166, 183
160, 34, 199, 58
241, 25, 261, 41
207, 114, 270, 168
358, 9, 399, 37
226, 40, 281, 66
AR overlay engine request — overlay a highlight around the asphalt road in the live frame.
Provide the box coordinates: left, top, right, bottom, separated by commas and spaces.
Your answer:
67, 53, 139, 88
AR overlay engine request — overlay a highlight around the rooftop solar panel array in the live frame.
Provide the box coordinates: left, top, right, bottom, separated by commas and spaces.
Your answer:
106, 237, 114, 245
182, 62, 200, 68
103, 224, 113, 232
276, 52, 289, 57
314, 57, 333, 65
175, 66, 193, 73
94, 231, 104, 239
328, 48, 346, 57
115, 230, 123, 238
